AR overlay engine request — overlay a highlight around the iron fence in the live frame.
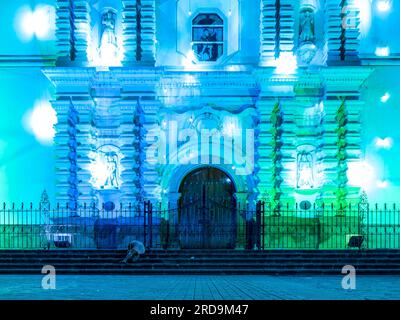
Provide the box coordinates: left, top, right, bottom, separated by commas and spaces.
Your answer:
0, 201, 399, 250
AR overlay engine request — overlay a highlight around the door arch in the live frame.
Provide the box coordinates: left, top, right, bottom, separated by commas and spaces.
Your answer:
178, 167, 237, 249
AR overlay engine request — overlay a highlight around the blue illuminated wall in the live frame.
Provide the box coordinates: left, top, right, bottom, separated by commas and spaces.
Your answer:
0, 0, 56, 204
1, 0, 400, 206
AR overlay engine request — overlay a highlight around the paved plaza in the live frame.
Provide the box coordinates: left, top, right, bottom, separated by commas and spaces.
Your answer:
0, 275, 399, 300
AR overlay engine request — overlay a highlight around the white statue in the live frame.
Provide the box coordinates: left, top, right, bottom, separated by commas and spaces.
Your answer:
297, 151, 314, 189
89, 147, 122, 190
104, 152, 120, 188
299, 9, 315, 44
99, 10, 118, 61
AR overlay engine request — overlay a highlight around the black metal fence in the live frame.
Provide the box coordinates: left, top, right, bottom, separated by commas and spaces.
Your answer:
0, 201, 399, 250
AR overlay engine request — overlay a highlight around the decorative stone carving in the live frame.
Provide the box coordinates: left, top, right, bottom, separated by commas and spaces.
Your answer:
40, 190, 51, 213
299, 9, 315, 44
193, 112, 222, 133
297, 150, 315, 189
297, 2, 317, 65
89, 145, 122, 190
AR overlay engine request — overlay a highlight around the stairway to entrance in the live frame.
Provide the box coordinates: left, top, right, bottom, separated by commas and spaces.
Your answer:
0, 249, 400, 274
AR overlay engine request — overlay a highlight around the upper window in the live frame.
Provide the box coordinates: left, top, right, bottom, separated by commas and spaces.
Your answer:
192, 14, 224, 62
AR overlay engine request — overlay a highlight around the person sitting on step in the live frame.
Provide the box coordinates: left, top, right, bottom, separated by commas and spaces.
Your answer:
121, 240, 145, 263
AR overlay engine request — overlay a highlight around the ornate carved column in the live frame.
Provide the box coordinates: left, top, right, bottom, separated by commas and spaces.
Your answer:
259, 0, 295, 66
139, 99, 163, 202
122, 0, 156, 65
122, 0, 138, 65
140, 0, 156, 64
325, 0, 360, 64
260, 0, 279, 65
55, 0, 91, 66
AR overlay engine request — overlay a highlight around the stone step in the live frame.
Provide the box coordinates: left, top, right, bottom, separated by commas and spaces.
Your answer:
1, 261, 398, 268
1, 250, 399, 274
0, 268, 398, 275
1, 255, 399, 261
2, 250, 400, 256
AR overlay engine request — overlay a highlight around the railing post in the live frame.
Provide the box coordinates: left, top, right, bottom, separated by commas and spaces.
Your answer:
148, 201, 153, 249
143, 201, 148, 248
166, 203, 170, 250
256, 201, 262, 250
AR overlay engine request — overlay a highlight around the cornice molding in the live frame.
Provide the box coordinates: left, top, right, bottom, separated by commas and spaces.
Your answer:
0, 55, 56, 67
42, 66, 374, 94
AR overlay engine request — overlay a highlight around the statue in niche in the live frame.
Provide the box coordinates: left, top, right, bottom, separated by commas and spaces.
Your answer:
299, 9, 315, 44
104, 152, 120, 189
297, 151, 314, 189
89, 146, 122, 190
99, 10, 118, 60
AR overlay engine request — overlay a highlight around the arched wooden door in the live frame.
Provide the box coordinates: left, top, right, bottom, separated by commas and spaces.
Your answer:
178, 167, 237, 249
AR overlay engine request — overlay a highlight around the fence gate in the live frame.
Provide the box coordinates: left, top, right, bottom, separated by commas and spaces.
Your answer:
177, 185, 237, 249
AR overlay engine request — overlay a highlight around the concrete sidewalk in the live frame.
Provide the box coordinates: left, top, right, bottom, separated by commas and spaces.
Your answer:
0, 275, 399, 300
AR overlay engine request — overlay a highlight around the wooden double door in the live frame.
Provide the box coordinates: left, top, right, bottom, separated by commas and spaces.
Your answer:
178, 168, 237, 249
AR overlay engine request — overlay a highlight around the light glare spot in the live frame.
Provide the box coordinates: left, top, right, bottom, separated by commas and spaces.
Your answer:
377, 0, 391, 12
375, 137, 393, 149
275, 52, 297, 75
380, 92, 391, 103
377, 180, 389, 188
375, 46, 390, 57
24, 101, 57, 145
14, 5, 55, 41
347, 161, 375, 189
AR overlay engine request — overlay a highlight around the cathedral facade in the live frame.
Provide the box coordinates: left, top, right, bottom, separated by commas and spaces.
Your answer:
45, 0, 372, 215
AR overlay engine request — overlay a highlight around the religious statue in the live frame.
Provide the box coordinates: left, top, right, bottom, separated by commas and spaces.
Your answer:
299, 9, 315, 44
99, 10, 118, 61
104, 152, 120, 188
89, 146, 122, 190
297, 151, 314, 189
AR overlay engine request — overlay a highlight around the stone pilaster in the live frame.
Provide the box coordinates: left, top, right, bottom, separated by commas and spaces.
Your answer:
119, 100, 141, 206
73, 0, 91, 64
325, 0, 360, 64
139, 99, 163, 202
260, 0, 279, 65
55, 0, 91, 66
122, 0, 138, 65
259, 0, 295, 66
72, 99, 95, 206
55, 0, 74, 65
140, 0, 156, 64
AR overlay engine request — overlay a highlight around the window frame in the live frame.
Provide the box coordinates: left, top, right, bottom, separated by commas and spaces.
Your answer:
191, 13, 225, 63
